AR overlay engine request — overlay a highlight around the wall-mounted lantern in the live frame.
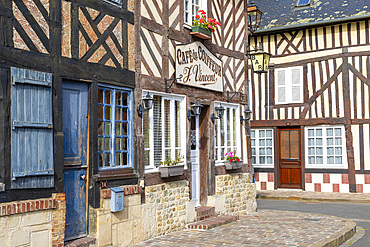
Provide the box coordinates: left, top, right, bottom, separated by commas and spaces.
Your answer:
248, 47, 271, 73
211, 103, 225, 123
137, 91, 153, 116
247, 1, 263, 32
240, 107, 252, 124
187, 99, 203, 120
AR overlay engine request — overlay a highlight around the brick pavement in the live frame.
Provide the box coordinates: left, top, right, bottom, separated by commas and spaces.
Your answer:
132, 210, 356, 246
257, 190, 370, 203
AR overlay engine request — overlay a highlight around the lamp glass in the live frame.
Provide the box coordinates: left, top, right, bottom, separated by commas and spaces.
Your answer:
244, 108, 252, 120
215, 104, 225, 119
191, 99, 203, 115
142, 92, 153, 110
250, 51, 271, 73
247, 4, 263, 31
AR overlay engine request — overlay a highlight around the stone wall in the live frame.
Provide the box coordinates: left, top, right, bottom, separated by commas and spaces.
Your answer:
0, 193, 66, 247
144, 181, 195, 239
209, 173, 257, 216
93, 182, 195, 247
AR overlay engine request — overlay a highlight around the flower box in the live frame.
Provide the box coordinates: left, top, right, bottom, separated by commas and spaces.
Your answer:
224, 161, 243, 170
191, 26, 212, 40
159, 164, 185, 178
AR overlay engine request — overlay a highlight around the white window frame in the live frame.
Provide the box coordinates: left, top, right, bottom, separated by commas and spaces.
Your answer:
305, 125, 348, 169
275, 66, 303, 105
184, 0, 207, 28
214, 102, 241, 165
143, 91, 187, 172
251, 128, 274, 168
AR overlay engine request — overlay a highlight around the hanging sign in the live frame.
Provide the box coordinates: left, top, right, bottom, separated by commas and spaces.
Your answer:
175, 41, 223, 92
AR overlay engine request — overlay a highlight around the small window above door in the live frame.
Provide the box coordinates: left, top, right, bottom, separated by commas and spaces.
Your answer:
296, 0, 311, 7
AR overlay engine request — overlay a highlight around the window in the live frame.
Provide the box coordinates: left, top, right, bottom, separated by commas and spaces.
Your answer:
305, 125, 347, 169
11, 67, 54, 188
143, 93, 186, 169
104, 0, 122, 6
275, 66, 303, 104
251, 129, 274, 168
184, 0, 206, 26
98, 85, 132, 169
296, 0, 311, 7
214, 103, 241, 163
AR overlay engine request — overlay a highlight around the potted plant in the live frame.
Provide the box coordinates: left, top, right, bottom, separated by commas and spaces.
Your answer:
224, 151, 243, 170
191, 10, 221, 39
158, 156, 185, 178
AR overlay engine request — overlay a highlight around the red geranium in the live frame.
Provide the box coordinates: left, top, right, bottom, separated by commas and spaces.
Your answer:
193, 10, 221, 32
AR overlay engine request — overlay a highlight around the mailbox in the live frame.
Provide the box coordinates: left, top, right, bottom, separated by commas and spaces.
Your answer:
110, 187, 125, 212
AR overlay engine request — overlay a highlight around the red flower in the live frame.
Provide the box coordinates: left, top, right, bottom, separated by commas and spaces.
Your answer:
217, 21, 221, 26
199, 18, 204, 23
236, 158, 240, 162
198, 10, 206, 15
195, 14, 200, 19
211, 29, 215, 32
208, 24, 212, 29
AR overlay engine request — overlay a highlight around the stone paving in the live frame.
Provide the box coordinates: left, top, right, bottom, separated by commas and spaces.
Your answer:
257, 190, 370, 203
132, 209, 356, 246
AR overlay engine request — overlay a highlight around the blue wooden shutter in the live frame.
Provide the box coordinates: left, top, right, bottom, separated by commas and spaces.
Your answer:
11, 67, 54, 189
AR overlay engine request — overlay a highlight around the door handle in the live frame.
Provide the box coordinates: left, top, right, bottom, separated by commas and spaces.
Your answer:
80, 174, 86, 180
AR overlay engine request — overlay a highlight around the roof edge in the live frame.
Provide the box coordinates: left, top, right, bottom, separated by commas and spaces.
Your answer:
254, 14, 370, 36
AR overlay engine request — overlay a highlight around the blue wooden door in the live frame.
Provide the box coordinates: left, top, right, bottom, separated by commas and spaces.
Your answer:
62, 81, 89, 241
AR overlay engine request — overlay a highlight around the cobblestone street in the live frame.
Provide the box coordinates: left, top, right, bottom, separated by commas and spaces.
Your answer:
132, 209, 355, 246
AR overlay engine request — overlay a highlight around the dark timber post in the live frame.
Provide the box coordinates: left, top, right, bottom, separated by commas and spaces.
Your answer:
342, 48, 357, 193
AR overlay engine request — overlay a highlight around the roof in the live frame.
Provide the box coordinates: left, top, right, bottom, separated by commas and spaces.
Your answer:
255, 0, 370, 33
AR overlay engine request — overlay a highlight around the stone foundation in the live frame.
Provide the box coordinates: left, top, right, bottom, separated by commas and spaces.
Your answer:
0, 193, 66, 247
209, 173, 257, 216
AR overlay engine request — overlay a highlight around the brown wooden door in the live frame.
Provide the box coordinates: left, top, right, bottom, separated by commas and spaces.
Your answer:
278, 128, 302, 189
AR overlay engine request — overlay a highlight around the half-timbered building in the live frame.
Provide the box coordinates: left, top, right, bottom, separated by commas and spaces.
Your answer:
0, 0, 257, 246
250, 0, 370, 194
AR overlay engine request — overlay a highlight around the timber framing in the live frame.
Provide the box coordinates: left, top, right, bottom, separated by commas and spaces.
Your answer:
0, 0, 135, 204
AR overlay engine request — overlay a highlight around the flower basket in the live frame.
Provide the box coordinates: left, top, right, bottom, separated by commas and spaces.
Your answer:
159, 164, 185, 178
191, 26, 212, 40
224, 161, 243, 170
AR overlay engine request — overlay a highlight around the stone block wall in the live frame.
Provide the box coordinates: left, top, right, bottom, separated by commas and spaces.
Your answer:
144, 181, 195, 239
210, 173, 257, 216
93, 182, 195, 246
0, 193, 66, 247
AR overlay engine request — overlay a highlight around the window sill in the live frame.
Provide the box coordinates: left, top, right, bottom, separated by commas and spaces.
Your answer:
94, 168, 137, 181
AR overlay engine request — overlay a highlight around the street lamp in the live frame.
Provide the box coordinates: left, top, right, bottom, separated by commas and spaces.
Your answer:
240, 107, 252, 124
247, 1, 263, 32
187, 99, 203, 120
137, 91, 153, 116
211, 103, 226, 123
249, 47, 271, 73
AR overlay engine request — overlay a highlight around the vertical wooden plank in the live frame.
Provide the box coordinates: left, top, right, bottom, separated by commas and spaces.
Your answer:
258, 73, 262, 121
360, 56, 365, 119
331, 25, 335, 48
318, 61, 325, 118
308, 29, 313, 51
339, 24, 343, 47
360, 124, 364, 172
342, 48, 356, 192
71, 2, 79, 59
334, 58, 340, 118
352, 56, 357, 119
273, 126, 278, 189
325, 60, 332, 118
347, 23, 352, 46
357, 22, 360, 45
323, 26, 327, 49
264, 72, 268, 120
268, 67, 274, 120
366, 20, 369, 44
300, 125, 305, 191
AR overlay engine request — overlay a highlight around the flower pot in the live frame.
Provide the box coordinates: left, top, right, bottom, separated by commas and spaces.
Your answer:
159, 164, 185, 178
224, 161, 243, 170
191, 26, 212, 40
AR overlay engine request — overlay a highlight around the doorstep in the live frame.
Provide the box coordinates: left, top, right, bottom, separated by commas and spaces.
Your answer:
65, 236, 96, 247
187, 215, 239, 231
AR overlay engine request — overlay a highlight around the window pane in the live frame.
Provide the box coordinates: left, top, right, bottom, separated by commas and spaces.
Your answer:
327, 156, 334, 164
145, 150, 150, 166
316, 156, 323, 164
233, 109, 236, 146
259, 139, 265, 146
308, 129, 314, 137
122, 152, 128, 166
252, 157, 256, 164
98, 121, 103, 135
98, 105, 104, 120
290, 130, 299, 159
105, 122, 111, 135
327, 138, 333, 146
308, 138, 314, 146
251, 130, 255, 138
122, 108, 128, 121
122, 123, 128, 135
316, 138, 322, 146
122, 138, 128, 150
115, 138, 121, 150
122, 93, 128, 106
259, 148, 265, 155
326, 128, 333, 136
327, 147, 333, 155
316, 147, 323, 155
143, 111, 150, 149
105, 90, 111, 104
98, 89, 104, 103
278, 87, 286, 103
335, 128, 341, 136
335, 147, 342, 155
175, 101, 180, 148
308, 147, 315, 155
259, 130, 265, 138
267, 156, 273, 164
105, 106, 111, 120
115, 153, 121, 166
266, 130, 272, 137
98, 137, 104, 151
292, 86, 300, 102
251, 139, 255, 146
115, 123, 121, 135
259, 156, 265, 164
316, 129, 322, 136
153, 96, 162, 166
335, 138, 342, 145
105, 138, 111, 151
116, 108, 121, 120
105, 153, 110, 167
266, 147, 272, 155
99, 153, 103, 167
308, 156, 315, 164
227, 108, 231, 146
251, 148, 256, 155
335, 156, 342, 164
